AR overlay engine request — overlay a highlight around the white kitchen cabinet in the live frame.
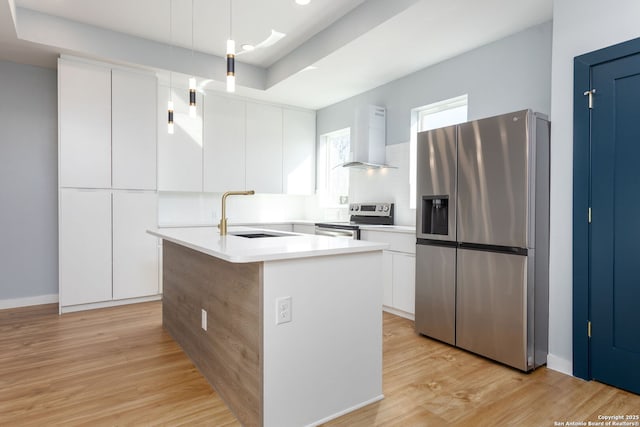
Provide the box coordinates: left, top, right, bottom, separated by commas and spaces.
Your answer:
58, 59, 111, 188
391, 252, 416, 314
59, 189, 112, 306
382, 251, 393, 307
112, 69, 157, 190
292, 224, 316, 235
361, 229, 416, 319
158, 85, 203, 192
204, 93, 246, 192
246, 102, 283, 193
283, 108, 315, 195
112, 191, 159, 300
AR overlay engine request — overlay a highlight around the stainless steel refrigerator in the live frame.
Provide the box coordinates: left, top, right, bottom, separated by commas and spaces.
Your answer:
415, 109, 550, 371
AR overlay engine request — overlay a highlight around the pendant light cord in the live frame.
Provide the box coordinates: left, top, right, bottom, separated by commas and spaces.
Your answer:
169, 0, 173, 92
191, 0, 194, 70
229, 0, 232, 39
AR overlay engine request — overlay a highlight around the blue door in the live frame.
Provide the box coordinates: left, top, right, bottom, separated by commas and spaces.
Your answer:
590, 52, 640, 394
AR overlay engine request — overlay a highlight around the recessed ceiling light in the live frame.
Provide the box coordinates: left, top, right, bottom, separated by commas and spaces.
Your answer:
295, 0, 311, 5
242, 44, 255, 52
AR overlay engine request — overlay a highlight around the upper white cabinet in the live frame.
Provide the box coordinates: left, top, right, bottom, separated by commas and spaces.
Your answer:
112, 69, 157, 190
246, 102, 283, 194
204, 93, 246, 192
283, 109, 316, 195
58, 59, 112, 188
59, 189, 113, 306
112, 191, 159, 300
158, 85, 203, 192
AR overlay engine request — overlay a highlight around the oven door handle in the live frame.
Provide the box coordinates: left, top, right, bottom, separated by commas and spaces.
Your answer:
314, 226, 359, 239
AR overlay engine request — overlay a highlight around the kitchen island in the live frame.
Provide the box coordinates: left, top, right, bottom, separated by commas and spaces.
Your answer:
148, 226, 387, 427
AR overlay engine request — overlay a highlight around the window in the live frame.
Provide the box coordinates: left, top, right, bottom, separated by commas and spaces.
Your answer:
317, 128, 350, 207
409, 94, 468, 209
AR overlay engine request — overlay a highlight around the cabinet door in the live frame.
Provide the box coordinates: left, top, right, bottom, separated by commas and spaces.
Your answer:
112, 69, 157, 190
392, 252, 416, 314
246, 102, 283, 193
59, 189, 112, 306
157, 85, 203, 192
283, 109, 315, 195
58, 60, 111, 188
204, 93, 246, 192
382, 251, 393, 307
112, 191, 159, 299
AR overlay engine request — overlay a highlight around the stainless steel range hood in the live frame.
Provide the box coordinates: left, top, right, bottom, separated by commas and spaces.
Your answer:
342, 105, 393, 169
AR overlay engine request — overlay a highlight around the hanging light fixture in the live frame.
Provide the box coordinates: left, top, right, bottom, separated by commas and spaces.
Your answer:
168, 0, 175, 134
226, 0, 235, 92
188, 0, 197, 118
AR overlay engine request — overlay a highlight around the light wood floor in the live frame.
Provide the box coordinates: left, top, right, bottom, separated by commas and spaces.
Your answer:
1, 302, 638, 426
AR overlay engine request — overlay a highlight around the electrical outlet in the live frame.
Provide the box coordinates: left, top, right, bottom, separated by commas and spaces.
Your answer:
201, 309, 207, 331
276, 297, 292, 325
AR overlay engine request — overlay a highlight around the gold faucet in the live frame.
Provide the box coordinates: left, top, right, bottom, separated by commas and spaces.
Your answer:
218, 190, 255, 235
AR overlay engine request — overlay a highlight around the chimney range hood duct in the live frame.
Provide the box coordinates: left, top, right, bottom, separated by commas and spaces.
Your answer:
342, 105, 393, 169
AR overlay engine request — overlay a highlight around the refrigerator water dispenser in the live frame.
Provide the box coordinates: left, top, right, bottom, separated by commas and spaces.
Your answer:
421, 196, 448, 235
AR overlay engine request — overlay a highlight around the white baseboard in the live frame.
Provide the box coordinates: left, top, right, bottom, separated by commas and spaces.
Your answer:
546, 353, 573, 376
0, 294, 59, 310
306, 394, 384, 427
60, 294, 162, 314
383, 306, 415, 321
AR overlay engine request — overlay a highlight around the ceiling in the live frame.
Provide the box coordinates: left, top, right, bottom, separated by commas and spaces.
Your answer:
1, 0, 553, 110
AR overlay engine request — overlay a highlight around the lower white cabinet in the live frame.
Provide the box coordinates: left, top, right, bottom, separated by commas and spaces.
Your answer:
382, 251, 393, 307
112, 191, 159, 299
59, 189, 112, 306
59, 189, 159, 310
390, 252, 416, 314
361, 230, 416, 319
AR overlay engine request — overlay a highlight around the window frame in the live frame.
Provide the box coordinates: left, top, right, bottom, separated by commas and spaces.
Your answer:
317, 127, 351, 208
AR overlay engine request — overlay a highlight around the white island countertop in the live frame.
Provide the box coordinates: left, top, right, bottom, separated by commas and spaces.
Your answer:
148, 226, 389, 263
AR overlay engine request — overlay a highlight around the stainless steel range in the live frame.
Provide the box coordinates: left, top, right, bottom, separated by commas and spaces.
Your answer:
315, 203, 394, 240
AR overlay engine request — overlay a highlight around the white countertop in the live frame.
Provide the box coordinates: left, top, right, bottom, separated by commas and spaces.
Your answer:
148, 226, 389, 263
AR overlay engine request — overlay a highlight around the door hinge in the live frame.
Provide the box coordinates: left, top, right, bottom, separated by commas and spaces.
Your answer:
588, 321, 592, 338
588, 207, 592, 223
584, 89, 596, 109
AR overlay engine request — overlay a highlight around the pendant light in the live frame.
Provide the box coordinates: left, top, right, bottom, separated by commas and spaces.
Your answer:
167, 0, 175, 134
226, 0, 235, 92
188, 0, 197, 118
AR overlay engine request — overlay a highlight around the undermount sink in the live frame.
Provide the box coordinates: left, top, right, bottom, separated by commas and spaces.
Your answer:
229, 231, 287, 238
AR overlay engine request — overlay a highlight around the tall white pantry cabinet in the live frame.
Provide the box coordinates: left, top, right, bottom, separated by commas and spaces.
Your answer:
58, 58, 160, 313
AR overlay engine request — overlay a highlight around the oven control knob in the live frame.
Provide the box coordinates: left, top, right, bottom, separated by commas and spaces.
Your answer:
354, 205, 360, 211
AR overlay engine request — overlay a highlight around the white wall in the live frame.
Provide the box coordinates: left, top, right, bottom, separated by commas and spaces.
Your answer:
349, 143, 414, 226
547, 0, 640, 375
0, 60, 58, 304
318, 21, 552, 226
